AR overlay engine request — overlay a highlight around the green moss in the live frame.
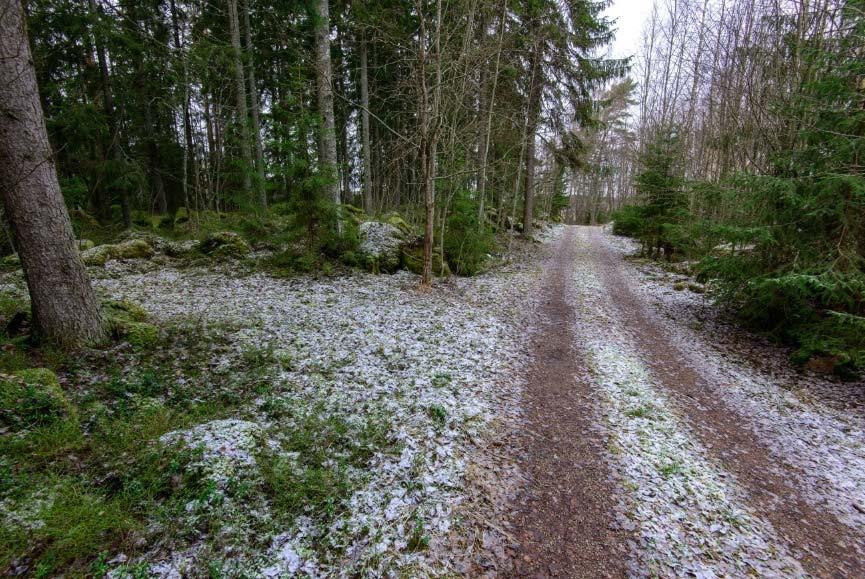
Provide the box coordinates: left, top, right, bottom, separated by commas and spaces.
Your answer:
77, 239, 95, 251
382, 213, 412, 235
124, 322, 159, 349
81, 244, 115, 266
115, 239, 154, 259
104, 299, 149, 322
199, 231, 251, 258
0, 368, 72, 430
81, 239, 154, 266
401, 246, 450, 277
174, 206, 190, 225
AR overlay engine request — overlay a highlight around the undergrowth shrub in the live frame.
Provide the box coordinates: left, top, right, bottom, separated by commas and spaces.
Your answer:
444, 191, 495, 276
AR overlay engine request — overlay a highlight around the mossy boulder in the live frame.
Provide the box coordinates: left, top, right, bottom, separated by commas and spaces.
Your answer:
164, 239, 200, 258
115, 239, 154, 259
81, 239, 155, 266
0, 368, 72, 430
382, 213, 413, 236
78, 239, 95, 251
104, 299, 159, 349
81, 245, 115, 266
199, 231, 251, 258
359, 221, 406, 273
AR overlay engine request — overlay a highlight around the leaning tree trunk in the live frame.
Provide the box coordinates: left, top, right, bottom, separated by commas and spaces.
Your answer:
0, 0, 106, 347
314, 0, 341, 215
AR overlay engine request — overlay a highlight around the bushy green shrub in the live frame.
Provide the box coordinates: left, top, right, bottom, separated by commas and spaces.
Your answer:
443, 191, 495, 276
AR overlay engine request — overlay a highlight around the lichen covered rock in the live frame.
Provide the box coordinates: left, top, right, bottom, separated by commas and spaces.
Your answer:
0, 368, 72, 430
164, 239, 201, 258
115, 239, 155, 259
81, 245, 115, 266
359, 221, 406, 273
81, 239, 154, 266
199, 231, 251, 258
78, 239, 95, 251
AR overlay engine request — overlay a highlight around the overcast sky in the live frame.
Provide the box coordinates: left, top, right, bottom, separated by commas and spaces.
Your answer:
603, 0, 654, 60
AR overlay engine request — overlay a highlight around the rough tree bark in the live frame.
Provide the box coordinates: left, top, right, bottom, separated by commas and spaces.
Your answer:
227, 0, 254, 199
0, 0, 106, 347
242, 0, 266, 208
314, 0, 341, 213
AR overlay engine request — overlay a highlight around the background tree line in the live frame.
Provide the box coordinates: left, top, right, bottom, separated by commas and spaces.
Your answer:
600, 0, 865, 375
18, 0, 621, 282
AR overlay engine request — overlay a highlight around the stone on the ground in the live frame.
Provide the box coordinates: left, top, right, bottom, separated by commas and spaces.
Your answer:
81, 239, 155, 266
359, 221, 406, 273
164, 239, 200, 257
78, 239, 95, 251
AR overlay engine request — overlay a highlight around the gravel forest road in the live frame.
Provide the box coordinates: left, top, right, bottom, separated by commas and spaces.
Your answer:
507, 226, 865, 577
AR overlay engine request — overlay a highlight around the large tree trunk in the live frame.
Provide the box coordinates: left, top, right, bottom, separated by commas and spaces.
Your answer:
227, 0, 253, 200
242, 0, 266, 208
313, 0, 340, 212
0, 0, 106, 347
359, 32, 373, 214
522, 39, 543, 239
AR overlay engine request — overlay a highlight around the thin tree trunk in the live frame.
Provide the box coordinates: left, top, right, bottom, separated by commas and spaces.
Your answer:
0, 0, 106, 347
360, 31, 373, 214
227, 0, 253, 199
242, 0, 266, 207
314, 0, 341, 216
88, 0, 131, 228
477, 0, 506, 222
522, 38, 542, 239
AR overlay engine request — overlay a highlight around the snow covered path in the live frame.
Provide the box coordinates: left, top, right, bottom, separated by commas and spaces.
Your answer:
91, 224, 865, 576
506, 225, 865, 577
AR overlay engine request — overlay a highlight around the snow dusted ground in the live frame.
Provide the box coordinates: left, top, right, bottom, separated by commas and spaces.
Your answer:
565, 230, 805, 576
93, 227, 562, 577
602, 233, 865, 532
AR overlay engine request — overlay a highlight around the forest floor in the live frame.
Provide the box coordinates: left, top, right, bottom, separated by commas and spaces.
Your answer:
501, 226, 865, 578
2, 225, 864, 577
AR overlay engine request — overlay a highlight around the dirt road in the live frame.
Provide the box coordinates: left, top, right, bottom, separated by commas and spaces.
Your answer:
507, 226, 865, 577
